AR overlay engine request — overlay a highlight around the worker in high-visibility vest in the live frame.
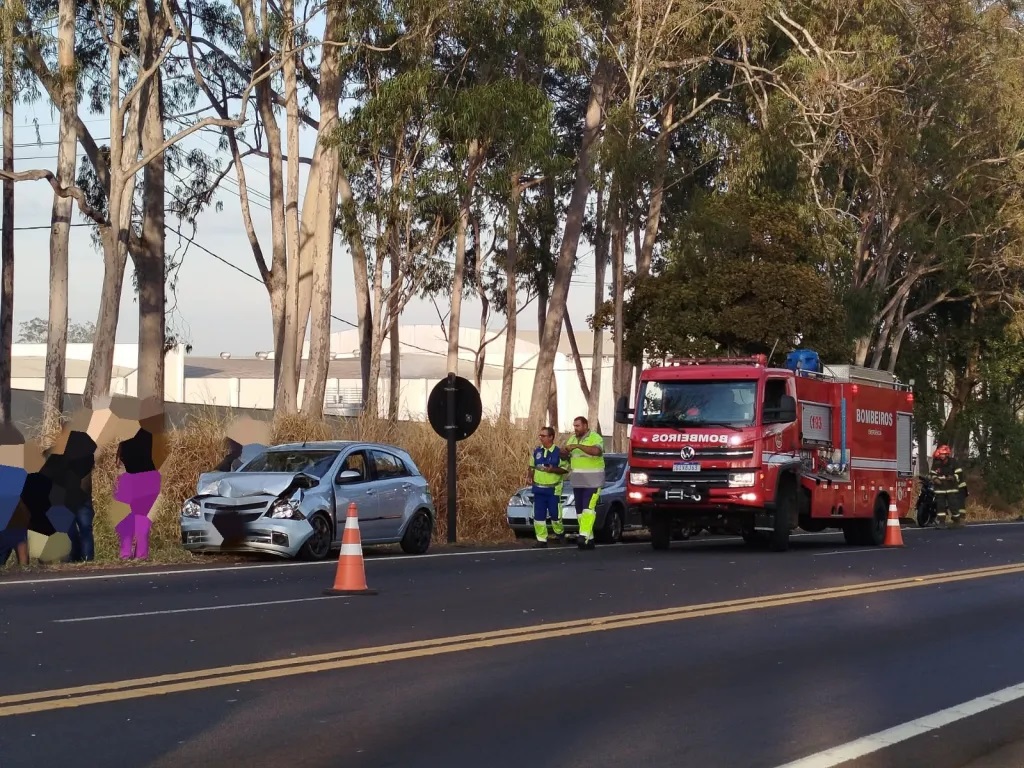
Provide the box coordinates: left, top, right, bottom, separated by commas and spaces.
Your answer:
527, 426, 568, 547
555, 455, 569, 531
562, 415, 605, 550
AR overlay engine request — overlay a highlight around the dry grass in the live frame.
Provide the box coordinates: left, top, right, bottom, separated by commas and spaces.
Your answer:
26, 413, 537, 564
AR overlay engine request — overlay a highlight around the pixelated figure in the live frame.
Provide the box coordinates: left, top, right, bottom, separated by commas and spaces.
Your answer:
113, 428, 162, 560
0, 424, 30, 567
37, 430, 99, 562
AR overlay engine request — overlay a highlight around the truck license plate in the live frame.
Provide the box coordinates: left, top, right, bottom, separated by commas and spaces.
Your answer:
672, 462, 700, 473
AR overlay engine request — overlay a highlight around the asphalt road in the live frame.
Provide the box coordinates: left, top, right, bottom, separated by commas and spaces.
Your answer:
4, 523, 1024, 767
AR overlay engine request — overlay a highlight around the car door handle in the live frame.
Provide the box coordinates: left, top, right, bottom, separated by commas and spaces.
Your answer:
365, 489, 375, 495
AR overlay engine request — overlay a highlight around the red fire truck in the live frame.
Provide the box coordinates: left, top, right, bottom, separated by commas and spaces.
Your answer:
614, 349, 916, 551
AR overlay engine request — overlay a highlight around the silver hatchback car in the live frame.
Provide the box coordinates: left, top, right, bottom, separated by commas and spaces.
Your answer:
180, 441, 436, 560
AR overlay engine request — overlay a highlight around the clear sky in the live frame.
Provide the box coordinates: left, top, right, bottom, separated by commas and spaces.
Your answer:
8, 98, 613, 357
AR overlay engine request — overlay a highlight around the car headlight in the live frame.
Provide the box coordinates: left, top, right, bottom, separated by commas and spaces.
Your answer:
267, 498, 305, 520
728, 472, 756, 488
630, 472, 649, 486
181, 499, 201, 518
509, 493, 529, 507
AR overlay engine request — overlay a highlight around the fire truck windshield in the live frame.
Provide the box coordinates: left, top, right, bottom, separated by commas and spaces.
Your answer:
635, 379, 757, 428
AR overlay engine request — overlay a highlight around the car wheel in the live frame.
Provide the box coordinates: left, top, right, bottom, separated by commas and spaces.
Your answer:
596, 505, 624, 544
400, 510, 433, 555
300, 513, 333, 561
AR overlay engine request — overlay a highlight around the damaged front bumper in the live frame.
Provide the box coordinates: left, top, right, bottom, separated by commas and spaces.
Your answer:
180, 515, 314, 558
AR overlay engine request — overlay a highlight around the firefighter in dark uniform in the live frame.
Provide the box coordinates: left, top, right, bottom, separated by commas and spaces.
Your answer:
930, 444, 967, 528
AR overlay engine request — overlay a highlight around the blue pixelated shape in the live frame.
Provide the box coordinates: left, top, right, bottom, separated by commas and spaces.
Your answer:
46, 504, 74, 534
0, 464, 27, 531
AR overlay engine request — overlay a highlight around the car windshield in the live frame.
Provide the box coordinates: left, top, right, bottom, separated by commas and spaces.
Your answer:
239, 449, 339, 478
604, 457, 626, 483
635, 380, 757, 428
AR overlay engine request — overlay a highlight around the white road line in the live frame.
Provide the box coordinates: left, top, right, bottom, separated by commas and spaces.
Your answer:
2, 521, 1020, 588
53, 596, 341, 623
773, 680, 1024, 768
0, 543, 648, 587
812, 548, 900, 557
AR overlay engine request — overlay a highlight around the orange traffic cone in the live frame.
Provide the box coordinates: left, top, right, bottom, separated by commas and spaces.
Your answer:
883, 501, 904, 547
323, 502, 378, 596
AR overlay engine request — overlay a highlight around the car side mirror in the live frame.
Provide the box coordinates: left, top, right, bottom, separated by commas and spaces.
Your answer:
614, 394, 634, 425
336, 470, 361, 484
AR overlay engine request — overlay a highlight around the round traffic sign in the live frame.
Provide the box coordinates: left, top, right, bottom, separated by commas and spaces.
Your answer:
427, 374, 483, 442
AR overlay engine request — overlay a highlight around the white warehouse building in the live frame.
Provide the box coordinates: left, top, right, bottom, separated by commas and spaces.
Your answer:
9, 325, 620, 433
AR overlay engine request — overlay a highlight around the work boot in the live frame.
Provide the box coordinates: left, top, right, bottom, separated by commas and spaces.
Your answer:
577, 536, 595, 551
533, 540, 548, 549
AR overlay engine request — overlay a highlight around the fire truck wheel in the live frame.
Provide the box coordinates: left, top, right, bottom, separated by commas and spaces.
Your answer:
769, 479, 797, 552
842, 496, 888, 546
650, 515, 672, 550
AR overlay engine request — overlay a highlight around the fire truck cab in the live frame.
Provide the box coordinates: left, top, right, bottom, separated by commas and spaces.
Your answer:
614, 350, 916, 552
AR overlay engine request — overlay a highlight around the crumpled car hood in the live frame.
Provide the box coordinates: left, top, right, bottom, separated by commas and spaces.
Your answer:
196, 472, 318, 499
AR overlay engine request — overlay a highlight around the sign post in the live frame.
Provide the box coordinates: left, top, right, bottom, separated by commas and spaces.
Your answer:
427, 373, 482, 543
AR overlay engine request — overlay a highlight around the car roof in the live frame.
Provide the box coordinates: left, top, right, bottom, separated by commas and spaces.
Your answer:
266, 440, 408, 454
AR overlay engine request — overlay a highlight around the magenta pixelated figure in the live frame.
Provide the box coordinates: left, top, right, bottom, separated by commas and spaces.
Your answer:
113, 429, 162, 560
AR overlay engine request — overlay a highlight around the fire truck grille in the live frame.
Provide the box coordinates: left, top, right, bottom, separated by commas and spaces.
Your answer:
633, 447, 754, 460
644, 470, 731, 487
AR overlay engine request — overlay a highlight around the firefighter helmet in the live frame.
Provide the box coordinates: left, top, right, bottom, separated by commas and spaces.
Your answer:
933, 444, 952, 459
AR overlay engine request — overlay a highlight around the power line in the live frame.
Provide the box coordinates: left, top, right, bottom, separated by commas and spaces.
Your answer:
165, 226, 457, 359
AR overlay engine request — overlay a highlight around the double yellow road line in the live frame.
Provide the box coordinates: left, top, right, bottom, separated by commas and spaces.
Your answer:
4, 561, 1024, 718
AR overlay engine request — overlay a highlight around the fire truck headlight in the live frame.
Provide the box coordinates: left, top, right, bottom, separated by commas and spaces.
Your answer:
630, 472, 649, 486
728, 472, 756, 488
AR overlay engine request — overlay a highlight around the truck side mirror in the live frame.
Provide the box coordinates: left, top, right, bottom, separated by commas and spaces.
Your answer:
614, 394, 634, 425
778, 395, 797, 423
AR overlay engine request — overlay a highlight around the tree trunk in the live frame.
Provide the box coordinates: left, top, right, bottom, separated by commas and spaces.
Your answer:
853, 335, 872, 367
630, 103, 672, 400
387, 229, 401, 421
277, 0, 302, 414
339, 173, 373, 412
0, 22, 13, 424
447, 139, 481, 375
299, 3, 344, 419
548, 370, 559, 432
499, 175, 520, 423
610, 184, 628, 452
527, 56, 611, 430
135, 0, 166, 408
238, 0, 288, 396
537, 279, 558, 427
85, 237, 128, 404
587, 183, 607, 432
564, 312, 590, 400
473, 214, 489, 390
42, 0, 78, 431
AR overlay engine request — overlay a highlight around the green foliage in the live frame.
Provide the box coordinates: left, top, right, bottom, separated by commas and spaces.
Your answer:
609, 192, 851, 363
